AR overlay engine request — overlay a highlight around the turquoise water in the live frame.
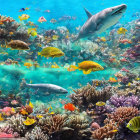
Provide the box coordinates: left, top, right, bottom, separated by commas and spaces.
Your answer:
0, 0, 140, 139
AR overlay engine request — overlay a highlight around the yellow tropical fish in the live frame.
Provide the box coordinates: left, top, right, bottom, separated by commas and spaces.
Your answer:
117, 27, 128, 34
38, 47, 64, 58
71, 61, 104, 75
18, 14, 30, 21
51, 63, 59, 68
28, 28, 37, 37
52, 35, 59, 40
12, 107, 15, 113
29, 101, 33, 108
96, 101, 106, 106
24, 62, 33, 68
36, 114, 43, 119
135, 78, 140, 81
23, 117, 36, 126
126, 116, 140, 133
0, 113, 4, 121
128, 82, 131, 86
100, 37, 106, 42
49, 112, 55, 115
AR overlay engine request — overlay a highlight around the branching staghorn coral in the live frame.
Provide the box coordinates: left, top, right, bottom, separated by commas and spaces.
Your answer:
25, 126, 49, 140
92, 122, 118, 140
70, 83, 112, 110
104, 107, 139, 126
38, 114, 67, 135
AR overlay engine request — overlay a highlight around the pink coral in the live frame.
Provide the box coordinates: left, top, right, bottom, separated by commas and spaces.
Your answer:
0, 107, 15, 116
0, 132, 14, 138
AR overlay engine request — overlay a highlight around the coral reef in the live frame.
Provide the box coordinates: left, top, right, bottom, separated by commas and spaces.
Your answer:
6, 115, 26, 136
109, 95, 140, 108
70, 83, 112, 110
25, 126, 48, 140
91, 122, 118, 140
0, 15, 29, 43
104, 107, 139, 126
38, 114, 67, 135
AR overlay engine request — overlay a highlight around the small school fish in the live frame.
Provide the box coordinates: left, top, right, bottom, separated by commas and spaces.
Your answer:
51, 63, 59, 68
18, 14, 30, 21
38, 47, 64, 58
71, 61, 104, 74
108, 77, 118, 83
96, 101, 106, 106
117, 27, 127, 34
52, 35, 59, 40
23, 117, 36, 126
38, 16, 47, 23
126, 116, 140, 133
24, 62, 33, 68
28, 28, 37, 37
50, 18, 57, 23
36, 114, 43, 119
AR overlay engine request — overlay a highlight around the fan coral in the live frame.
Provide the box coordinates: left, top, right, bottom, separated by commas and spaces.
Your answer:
104, 107, 139, 126
92, 122, 118, 140
109, 95, 140, 108
25, 126, 48, 140
38, 114, 67, 135
70, 83, 112, 110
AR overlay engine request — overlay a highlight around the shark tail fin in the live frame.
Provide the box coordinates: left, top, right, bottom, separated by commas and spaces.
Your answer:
84, 7, 93, 18
20, 78, 27, 90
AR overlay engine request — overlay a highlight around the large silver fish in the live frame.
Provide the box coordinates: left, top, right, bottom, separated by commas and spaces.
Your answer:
21, 79, 68, 95
74, 4, 127, 41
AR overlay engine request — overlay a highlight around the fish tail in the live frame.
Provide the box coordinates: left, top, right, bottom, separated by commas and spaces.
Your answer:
20, 79, 27, 90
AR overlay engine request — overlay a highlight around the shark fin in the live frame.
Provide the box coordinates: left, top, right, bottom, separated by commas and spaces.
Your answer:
84, 8, 92, 18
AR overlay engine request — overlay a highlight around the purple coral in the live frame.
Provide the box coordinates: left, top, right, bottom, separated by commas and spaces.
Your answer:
109, 95, 140, 108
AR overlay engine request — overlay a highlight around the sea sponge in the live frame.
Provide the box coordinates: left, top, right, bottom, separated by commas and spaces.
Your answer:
104, 107, 139, 126
25, 126, 48, 140
70, 83, 112, 110
92, 122, 118, 140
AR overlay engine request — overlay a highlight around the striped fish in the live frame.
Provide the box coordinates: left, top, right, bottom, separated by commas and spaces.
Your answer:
126, 116, 140, 133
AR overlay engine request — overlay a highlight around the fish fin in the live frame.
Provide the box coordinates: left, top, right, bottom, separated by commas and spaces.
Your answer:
83, 69, 92, 74
132, 129, 139, 133
83, 8, 92, 18
71, 65, 78, 69
18, 16, 22, 21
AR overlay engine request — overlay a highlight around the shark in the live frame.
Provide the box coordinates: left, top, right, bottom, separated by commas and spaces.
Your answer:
74, 4, 127, 41
20, 79, 68, 95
